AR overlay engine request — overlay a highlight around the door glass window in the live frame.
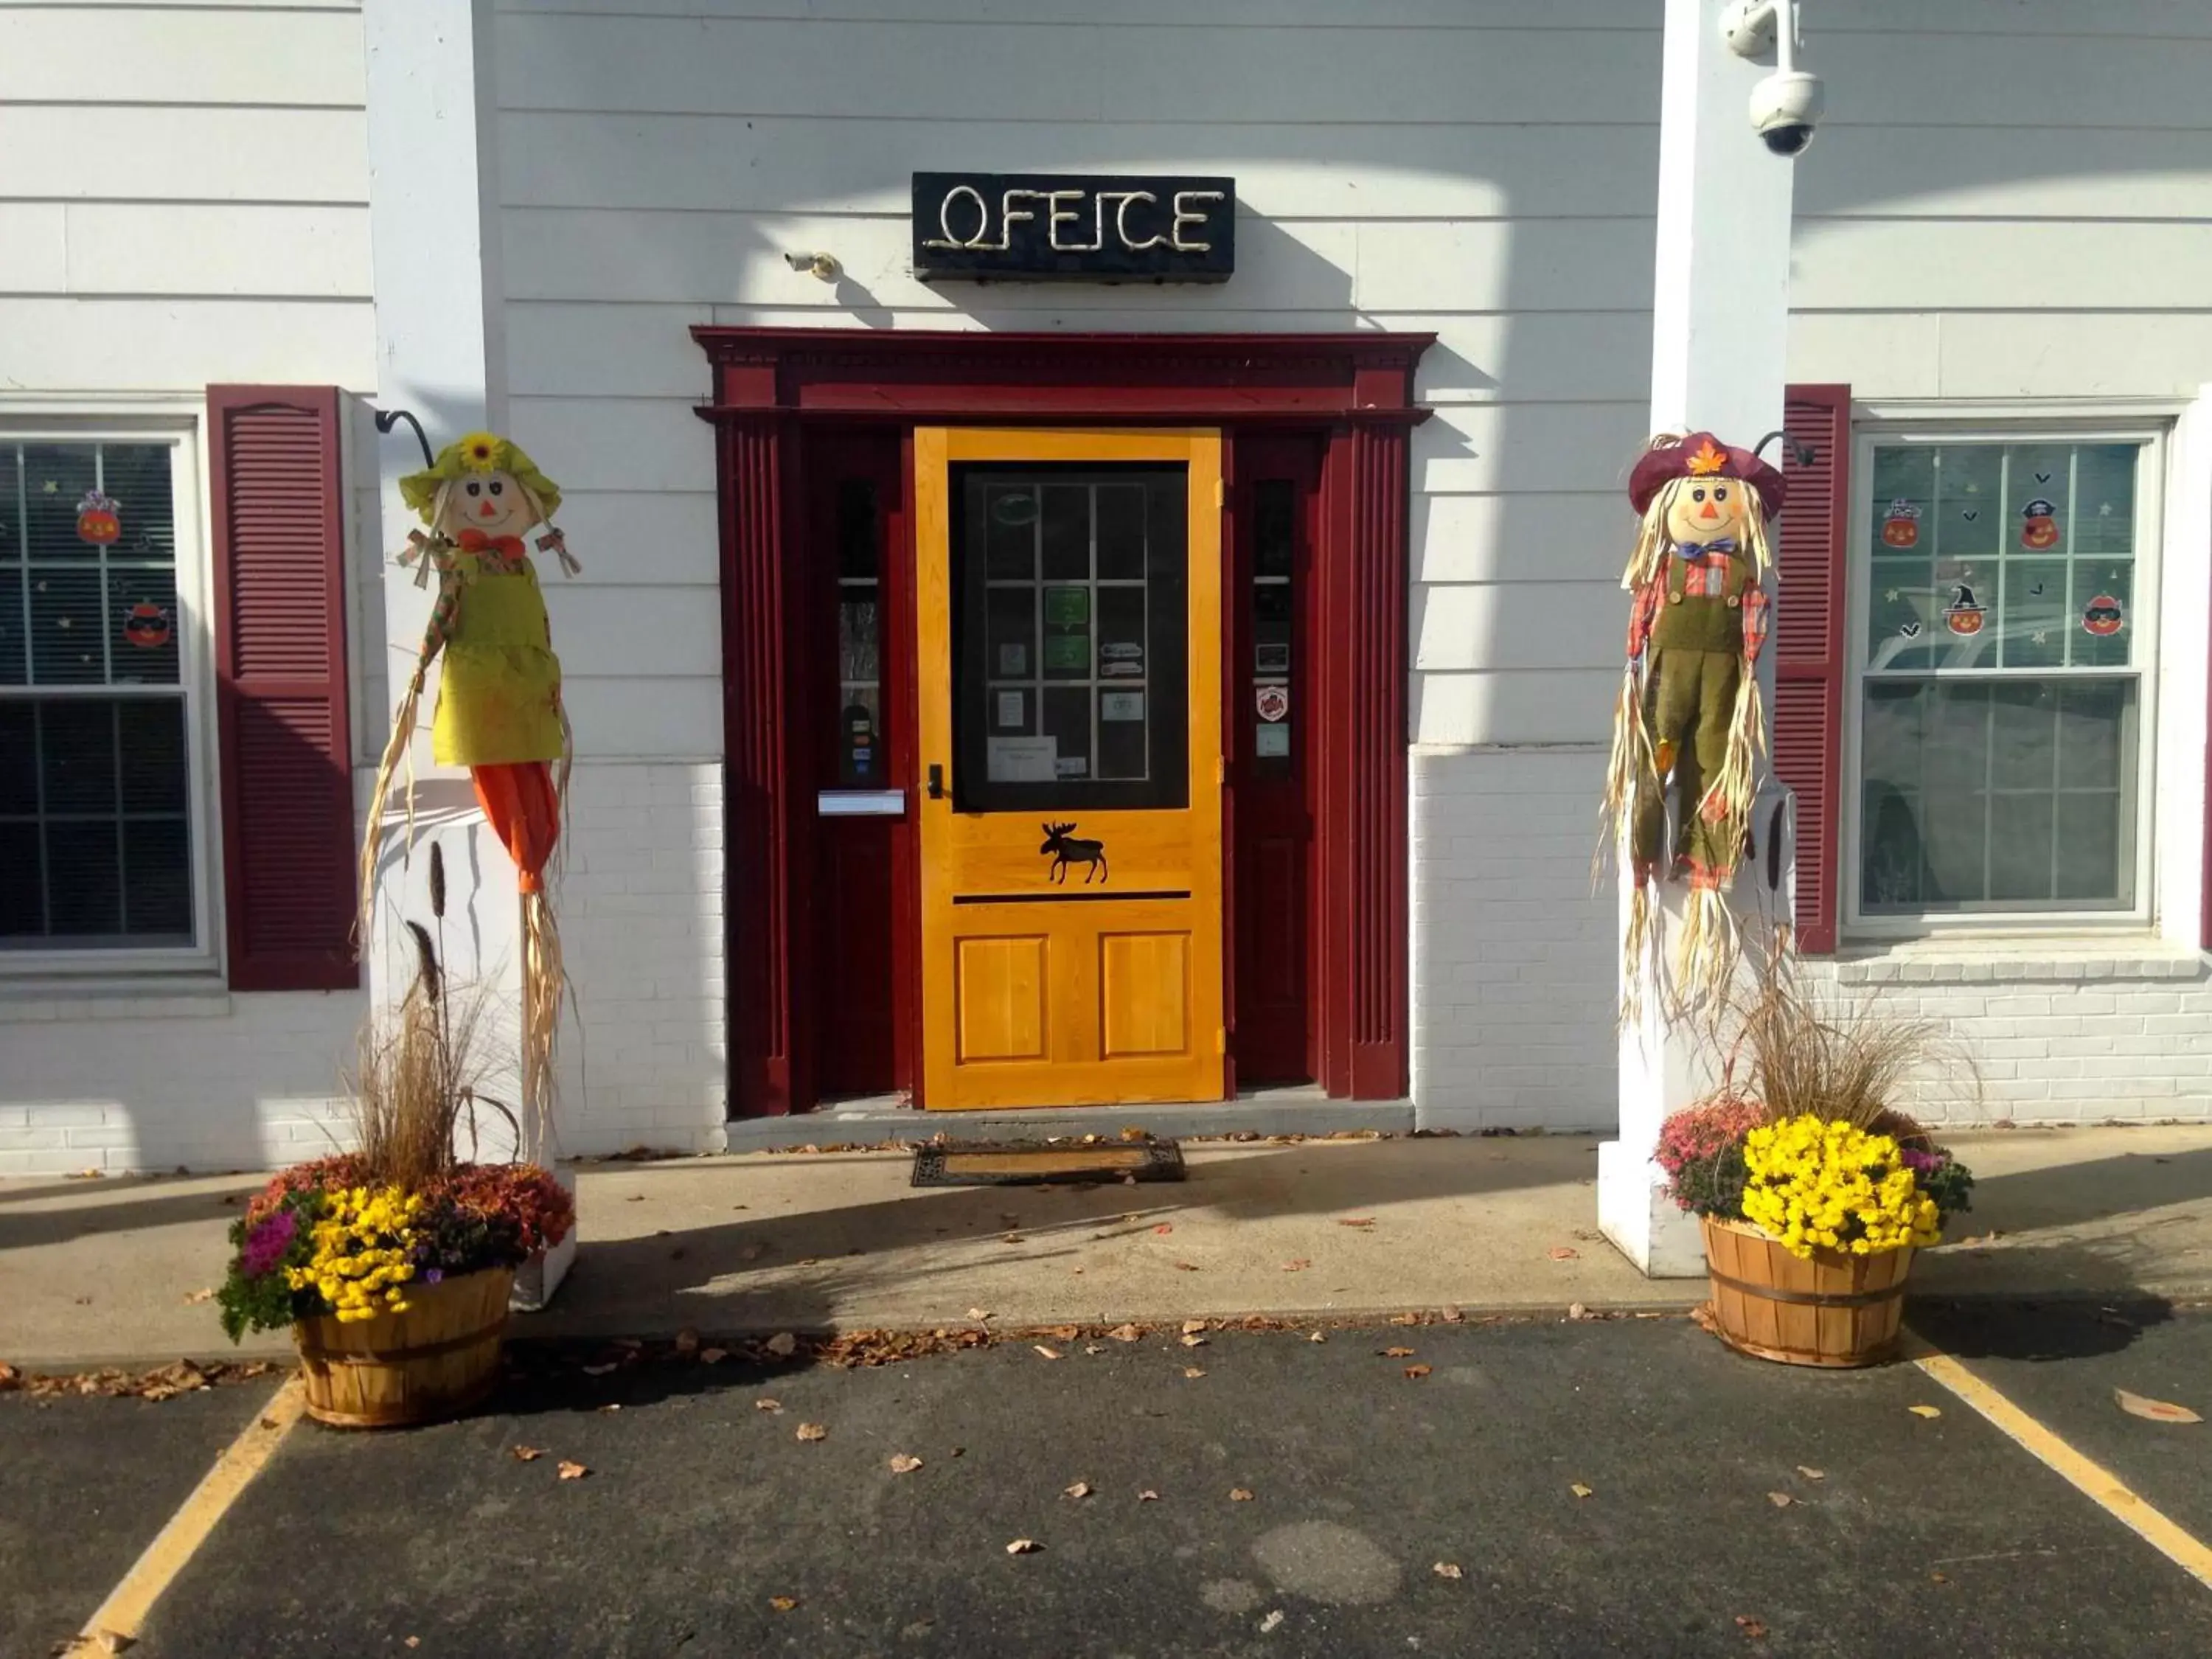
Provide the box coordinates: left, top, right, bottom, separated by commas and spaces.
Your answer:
953, 465, 1187, 812
1251, 479, 1295, 779
833, 479, 884, 787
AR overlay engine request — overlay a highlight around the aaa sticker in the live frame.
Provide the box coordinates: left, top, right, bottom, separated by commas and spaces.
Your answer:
1254, 684, 1290, 723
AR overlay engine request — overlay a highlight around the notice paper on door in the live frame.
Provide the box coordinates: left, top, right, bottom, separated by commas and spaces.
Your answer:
1101, 690, 1145, 723
987, 735, 1058, 783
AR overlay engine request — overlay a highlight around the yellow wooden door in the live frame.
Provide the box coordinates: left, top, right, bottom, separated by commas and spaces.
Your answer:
915, 428, 1223, 1109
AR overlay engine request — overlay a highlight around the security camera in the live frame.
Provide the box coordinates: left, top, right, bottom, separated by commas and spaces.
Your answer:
1722, 0, 1825, 158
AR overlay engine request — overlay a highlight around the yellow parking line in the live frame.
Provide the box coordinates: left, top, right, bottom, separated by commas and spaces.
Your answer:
1914, 1350, 2212, 1591
72, 1377, 305, 1650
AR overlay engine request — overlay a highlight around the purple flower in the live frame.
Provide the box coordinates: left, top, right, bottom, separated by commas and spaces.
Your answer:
422, 1267, 443, 1285
1900, 1147, 1947, 1175
238, 1210, 298, 1279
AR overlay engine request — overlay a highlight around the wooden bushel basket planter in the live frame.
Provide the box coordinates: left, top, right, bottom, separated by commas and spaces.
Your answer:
293, 1266, 514, 1427
1700, 1217, 1913, 1368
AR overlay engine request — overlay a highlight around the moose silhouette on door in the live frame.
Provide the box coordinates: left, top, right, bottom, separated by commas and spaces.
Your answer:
1041, 821, 1108, 884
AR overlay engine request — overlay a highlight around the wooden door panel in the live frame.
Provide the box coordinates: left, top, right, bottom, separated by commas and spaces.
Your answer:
917, 427, 1223, 1110
954, 934, 1049, 1062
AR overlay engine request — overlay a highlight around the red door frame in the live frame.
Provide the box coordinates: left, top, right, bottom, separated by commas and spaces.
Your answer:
696, 327, 1431, 1116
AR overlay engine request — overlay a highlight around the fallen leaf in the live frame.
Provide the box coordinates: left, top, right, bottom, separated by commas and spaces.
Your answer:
1404, 1365, 1433, 1380
768, 1596, 798, 1613
890, 1454, 923, 1474
1433, 1562, 1464, 1581
1083, 1343, 1105, 1354
796, 1422, 829, 1442
597, 1404, 622, 1415
557, 1461, 588, 1481
1034, 1346, 1063, 1360
1908, 1405, 1943, 1419
673, 1328, 700, 1355
1109, 1324, 1142, 1343
1570, 1483, 1593, 1499
765, 1332, 799, 1358
1797, 1466, 1824, 1481
1181, 1319, 1208, 1335
1006, 1538, 1041, 1555
1180, 1333, 1208, 1348
1767, 1492, 1795, 1508
510, 1445, 544, 1462
1389, 1312, 1421, 1326
1229, 1487, 1255, 1503
1735, 1615, 1767, 1640
404, 1641, 420, 1652
1138, 1489, 1159, 1501
1307, 1331, 1327, 1343
90, 1634, 134, 1655
1930, 1572, 1950, 1585
1439, 1306, 1465, 1324
2115, 1388, 2203, 1425
700, 1346, 728, 1366
1336, 1217, 1376, 1228
967, 1307, 992, 1321
755, 1398, 784, 1414
1567, 1302, 1590, 1321
1184, 1366, 1207, 1379
1381, 1346, 1416, 1358
1064, 1481, 1093, 1499
1173, 1261, 1201, 1272
580, 1363, 617, 1377
1259, 1610, 1284, 1633
1549, 1247, 1579, 1261
182, 1287, 216, 1305
1047, 1324, 1081, 1341
625, 1193, 644, 1202
1281, 1259, 1311, 1272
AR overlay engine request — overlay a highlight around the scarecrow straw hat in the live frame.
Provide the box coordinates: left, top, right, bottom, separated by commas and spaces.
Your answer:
400, 431, 563, 523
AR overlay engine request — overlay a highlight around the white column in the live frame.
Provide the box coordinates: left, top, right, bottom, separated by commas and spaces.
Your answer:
1599, 0, 1801, 1276
362, 1, 528, 1159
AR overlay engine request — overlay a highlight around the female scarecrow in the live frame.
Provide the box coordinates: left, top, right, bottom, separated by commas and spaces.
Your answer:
359, 431, 580, 1141
1604, 431, 1784, 1014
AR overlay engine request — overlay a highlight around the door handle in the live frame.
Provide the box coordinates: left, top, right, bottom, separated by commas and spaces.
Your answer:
928, 763, 945, 801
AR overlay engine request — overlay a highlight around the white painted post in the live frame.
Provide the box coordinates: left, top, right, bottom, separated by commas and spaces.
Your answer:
1598, 0, 1802, 1276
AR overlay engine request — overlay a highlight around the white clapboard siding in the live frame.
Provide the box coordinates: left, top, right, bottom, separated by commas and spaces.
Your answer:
541, 585, 720, 679
1415, 584, 1621, 676
0, 108, 368, 206
1823, 0, 2212, 32
495, 14, 1657, 126
0, 299, 377, 394
1818, 32, 2212, 131
1354, 221, 1652, 316
0, 206, 69, 291
496, 0, 1650, 26
1416, 493, 1629, 587
507, 394, 718, 495
508, 303, 717, 397
565, 677, 722, 761
1786, 313, 1943, 400
1413, 404, 1653, 498
1793, 220, 2212, 313
60, 205, 371, 299
497, 113, 1660, 220
1413, 669, 1617, 751
1799, 126, 2212, 222
0, 10, 364, 106
542, 491, 721, 588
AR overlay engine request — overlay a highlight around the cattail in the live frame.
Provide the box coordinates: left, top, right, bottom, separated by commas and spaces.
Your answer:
406, 920, 442, 1007
428, 841, 447, 919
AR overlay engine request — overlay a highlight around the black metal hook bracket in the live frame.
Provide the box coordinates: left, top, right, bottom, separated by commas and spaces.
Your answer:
371, 407, 436, 469
1754, 428, 1815, 468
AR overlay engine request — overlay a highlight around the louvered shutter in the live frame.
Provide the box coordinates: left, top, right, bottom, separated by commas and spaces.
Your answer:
208, 386, 357, 990
1773, 386, 1851, 955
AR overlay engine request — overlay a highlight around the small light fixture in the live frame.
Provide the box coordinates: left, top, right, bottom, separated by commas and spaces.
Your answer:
783, 250, 841, 282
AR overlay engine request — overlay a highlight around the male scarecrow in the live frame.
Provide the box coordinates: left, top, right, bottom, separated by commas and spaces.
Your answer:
1604, 431, 1784, 1015
358, 431, 580, 1143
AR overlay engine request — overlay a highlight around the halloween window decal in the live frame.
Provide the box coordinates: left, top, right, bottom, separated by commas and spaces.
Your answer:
1860, 438, 2146, 918
1, 439, 192, 945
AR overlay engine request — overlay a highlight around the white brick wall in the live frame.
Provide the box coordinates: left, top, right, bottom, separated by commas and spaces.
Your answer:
0, 989, 361, 1175
1411, 745, 1615, 1133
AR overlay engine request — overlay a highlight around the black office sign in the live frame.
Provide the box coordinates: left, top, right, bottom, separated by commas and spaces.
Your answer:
912, 173, 1234, 284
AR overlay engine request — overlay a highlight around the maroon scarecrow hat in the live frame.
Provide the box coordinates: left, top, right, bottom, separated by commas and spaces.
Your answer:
1628, 431, 1786, 519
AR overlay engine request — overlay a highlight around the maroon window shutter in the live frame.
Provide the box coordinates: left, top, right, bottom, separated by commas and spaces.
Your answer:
209, 386, 357, 991
1774, 384, 1851, 956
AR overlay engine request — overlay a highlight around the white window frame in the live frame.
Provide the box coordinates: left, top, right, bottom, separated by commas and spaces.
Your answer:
0, 413, 219, 979
1842, 419, 2164, 940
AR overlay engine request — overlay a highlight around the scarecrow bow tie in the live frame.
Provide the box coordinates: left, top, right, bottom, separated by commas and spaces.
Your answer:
1674, 537, 1739, 559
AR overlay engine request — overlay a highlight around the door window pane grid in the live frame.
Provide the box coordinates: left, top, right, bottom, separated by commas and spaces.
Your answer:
832, 479, 885, 787
982, 480, 1152, 784
1857, 439, 2145, 920
1, 439, 193, 948
1251, 479, 1295, 776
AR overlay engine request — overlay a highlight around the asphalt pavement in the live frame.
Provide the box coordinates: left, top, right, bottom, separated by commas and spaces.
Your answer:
6, 1309, 2211, 1658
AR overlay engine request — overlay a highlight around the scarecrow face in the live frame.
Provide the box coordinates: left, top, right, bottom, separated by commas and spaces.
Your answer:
437, 467, 541, 542
1661, 476, 1755, 547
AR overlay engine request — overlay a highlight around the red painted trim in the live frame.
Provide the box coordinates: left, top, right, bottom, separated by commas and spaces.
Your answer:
890, 428, 924, 1102
1775, 384, 1853, 957
206, 385, 356, 992
699, 328, 1430, 1113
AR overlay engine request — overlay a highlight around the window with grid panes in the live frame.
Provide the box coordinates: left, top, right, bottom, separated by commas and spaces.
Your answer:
0, 439, 196, 948
1855, 437, 2149, 919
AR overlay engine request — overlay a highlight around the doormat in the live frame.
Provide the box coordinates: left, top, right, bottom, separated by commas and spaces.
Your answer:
910, 1139, 1185, 1189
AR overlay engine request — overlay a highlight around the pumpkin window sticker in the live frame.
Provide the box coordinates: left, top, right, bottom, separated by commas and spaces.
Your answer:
1880, 498, 1921, 548
75, 489, 122, 546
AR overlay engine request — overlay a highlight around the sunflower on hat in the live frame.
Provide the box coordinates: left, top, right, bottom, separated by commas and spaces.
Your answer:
399, 431, 563, 523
